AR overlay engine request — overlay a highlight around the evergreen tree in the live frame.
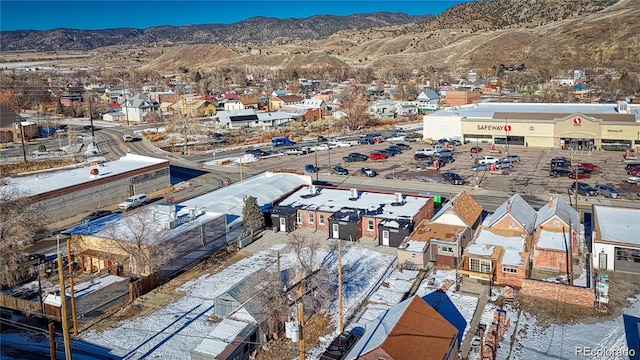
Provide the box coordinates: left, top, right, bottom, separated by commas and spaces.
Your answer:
242, 196, 264, 237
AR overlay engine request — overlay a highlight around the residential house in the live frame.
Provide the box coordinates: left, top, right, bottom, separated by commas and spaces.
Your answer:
592, 205, 640, 274
395, 102, 419, 117
485, 194, 537, 235
367, 100, 397, 119
431, 191, 484, 242
103, 86, 124, 103
532, 197, 582, 274
271, 89, 290, 97
120, 93, 160, 122
270, 186, 433, 245
225, 97, 259, 111
171, 99, 217, 118
269, 95, 304, 110
415, 90, 440, 111
398, 221, 466, 270
0, 107, 37, 143
422, 290, 468, 349
345, 295, 459, 360
459, 227, 530, 288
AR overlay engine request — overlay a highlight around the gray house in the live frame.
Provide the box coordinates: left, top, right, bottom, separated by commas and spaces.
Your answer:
328, 208, 364, 241
270, 205, 298, 233
378, 217, 413, 248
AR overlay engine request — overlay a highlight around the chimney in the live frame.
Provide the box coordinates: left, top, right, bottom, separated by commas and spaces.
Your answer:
506, 200, 511, 213
548, 196, 554, 209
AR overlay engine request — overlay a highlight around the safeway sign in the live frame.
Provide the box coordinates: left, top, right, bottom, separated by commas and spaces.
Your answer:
504, 125, 512, 132
573, 117, 582, 125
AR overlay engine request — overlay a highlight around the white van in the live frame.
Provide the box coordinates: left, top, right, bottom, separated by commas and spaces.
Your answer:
118, 194, 149, 210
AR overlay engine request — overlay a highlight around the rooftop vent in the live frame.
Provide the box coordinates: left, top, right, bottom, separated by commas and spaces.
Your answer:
349, 188, 358, 201
309, 185, 317, 194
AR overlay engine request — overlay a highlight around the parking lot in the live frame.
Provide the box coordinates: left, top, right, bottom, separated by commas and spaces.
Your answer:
237, 140, 640, 200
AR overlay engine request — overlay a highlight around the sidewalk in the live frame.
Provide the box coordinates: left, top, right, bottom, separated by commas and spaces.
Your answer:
459, 286, 490, 358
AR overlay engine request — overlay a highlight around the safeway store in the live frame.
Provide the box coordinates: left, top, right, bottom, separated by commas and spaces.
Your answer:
425, 102, 640, 151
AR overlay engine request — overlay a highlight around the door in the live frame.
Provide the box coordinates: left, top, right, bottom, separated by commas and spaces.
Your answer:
332, 223, 339, 239
382, 230, 390, 246
279, 217, 286, 232
599, 251, 607, 270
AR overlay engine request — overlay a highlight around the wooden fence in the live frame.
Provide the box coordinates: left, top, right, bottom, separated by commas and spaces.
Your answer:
0, 293, 41, 314
129, 273, 160, 302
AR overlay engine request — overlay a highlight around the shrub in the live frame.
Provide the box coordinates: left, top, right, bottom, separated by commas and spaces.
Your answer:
38, 144, 46, 152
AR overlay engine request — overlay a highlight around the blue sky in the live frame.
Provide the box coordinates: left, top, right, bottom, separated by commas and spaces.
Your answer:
1, 1, 467, 31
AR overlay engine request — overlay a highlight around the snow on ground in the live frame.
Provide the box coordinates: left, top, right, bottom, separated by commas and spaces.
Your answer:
77, 243, 394, 360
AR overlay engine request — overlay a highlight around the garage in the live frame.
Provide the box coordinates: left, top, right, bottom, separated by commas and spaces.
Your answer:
614, 247, 640, 273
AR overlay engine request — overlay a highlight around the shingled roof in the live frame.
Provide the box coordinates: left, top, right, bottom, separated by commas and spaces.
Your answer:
432, 190, 483, 228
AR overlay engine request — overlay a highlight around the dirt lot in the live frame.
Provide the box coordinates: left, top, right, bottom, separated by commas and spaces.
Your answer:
240, 142, 640, 199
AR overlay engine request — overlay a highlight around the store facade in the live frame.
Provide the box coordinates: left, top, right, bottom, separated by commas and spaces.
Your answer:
461, 112, 639, 150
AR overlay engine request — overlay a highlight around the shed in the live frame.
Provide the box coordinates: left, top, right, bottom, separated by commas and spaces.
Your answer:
328, 208, 364, 241
377, 217, 413, 247
190, 318, 259, 360
269, 205, 298, 233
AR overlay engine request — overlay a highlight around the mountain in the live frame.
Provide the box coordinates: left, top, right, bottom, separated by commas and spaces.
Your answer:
0, 13, 433, 52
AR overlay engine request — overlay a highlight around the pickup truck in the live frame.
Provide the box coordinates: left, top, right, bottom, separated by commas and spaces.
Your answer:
415, 145, 445, 156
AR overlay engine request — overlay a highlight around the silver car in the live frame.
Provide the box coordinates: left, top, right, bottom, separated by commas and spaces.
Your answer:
594, 184, 620, 198
495, 159, 513, 169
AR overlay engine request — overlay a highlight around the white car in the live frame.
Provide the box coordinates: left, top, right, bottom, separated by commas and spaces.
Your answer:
626, 176, 640, 185
313, 144, 330, 151
329, 141, 352, 148
118, 193, 149, 210
477, 156, 500, 165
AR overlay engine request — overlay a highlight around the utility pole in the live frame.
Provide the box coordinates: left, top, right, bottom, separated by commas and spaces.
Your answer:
239, 157, 243, 181
88, 91, 95, 139
123, 81, 130, 127
314, 150, 319, 183
67, 239, 79, 336
57, 236, 73, 360
338, 239, 343, 333
568, 221, 573, 286
297, 271, 305, 360
48, 321, 56, 360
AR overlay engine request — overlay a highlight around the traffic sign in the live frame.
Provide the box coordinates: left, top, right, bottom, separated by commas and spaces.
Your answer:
504, 125, 512, 132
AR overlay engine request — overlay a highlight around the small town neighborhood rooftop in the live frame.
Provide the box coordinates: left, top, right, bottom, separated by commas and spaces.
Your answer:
278, 186, 429, 218
472, 228, 525, 266
43, 274, 128, 307
593, 205, 640, 246
2, 153, 168, 197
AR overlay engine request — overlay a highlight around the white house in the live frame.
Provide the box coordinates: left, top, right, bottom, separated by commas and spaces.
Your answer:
120, 93, 160, 122
591, 205, 640, 273
416, 90, 440, 111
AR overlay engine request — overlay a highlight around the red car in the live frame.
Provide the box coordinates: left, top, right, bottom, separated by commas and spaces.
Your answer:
628, 168, 640, 176
569, 172, 591, 179
370, 152, 388, 160
577, 163, 598, 171
470, 147, 483, 153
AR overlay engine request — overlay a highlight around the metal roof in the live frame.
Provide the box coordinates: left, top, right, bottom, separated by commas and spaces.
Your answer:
488, 194, 537, 234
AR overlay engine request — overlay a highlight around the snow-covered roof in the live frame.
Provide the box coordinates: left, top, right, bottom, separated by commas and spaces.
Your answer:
181, 172, 311, 219
44, 274, 128, 306
278, 187, 429, 219
62, 204, 223, 244
467, 243, 496, 256
432, 191, 482, 227
427, 102, 640, 121
536, 229, 570, 251
471, 228, 525, 266
535, 197, 580, 233
593, 205, 640, 246
488, 194, 537, 234
2, 153, 168, 197
190, 318, 256, 358
402, 240, 428, 252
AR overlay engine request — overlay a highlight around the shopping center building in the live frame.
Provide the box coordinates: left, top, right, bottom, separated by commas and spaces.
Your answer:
423, 101, 640, 151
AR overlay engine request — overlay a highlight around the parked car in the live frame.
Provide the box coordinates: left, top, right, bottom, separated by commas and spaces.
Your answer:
414, 153, 433, 161
304, 164, 318, 173
81, 210, 113, 223
593, 184, 620, 199
624, 162, 640, 170
626, 176, 640, 184
570, 182, 597, 196
577, 162, 598, 171
394, 143, 411, 150
319, 331, 359, 360
436, 149, 454, 157
122, 134, 134, 142
118, 193, 149, 210
551, 160, 571, 169
358, 137, 375, 145
442, 172, 465, 185
569, 171, 591, 179
502, 154, 521, 162
386, 145, 403, 153
438, 155, 456, 165
370, 152, 388, 160
360, 167, 377, 177
550, 168, 572, 177
495, 159, 513, 169
381, 147, 401, 156
452, 139, 463, 146
332, 165, 349, 175
552, 157, 571, 162
317, 135, 328, 142
343, 153, 368, 162
470, 147, 483, 153
313, 144, 330, 151
471, 163, 490, 171
628, 168, 640, 176
477, 156, 499, 165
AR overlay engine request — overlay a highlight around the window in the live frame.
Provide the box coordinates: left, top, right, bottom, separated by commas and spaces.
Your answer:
367, 220, 374, 231
510, 222, 517, 229
553, 220, 560, 227
440, 246, 454, 255
502, 267, 518, 274
319, 214, 325, 225
296, 212, 301, 224
308, 213, 314, 224
411, 253, 416, 259
470, 258, 492, 273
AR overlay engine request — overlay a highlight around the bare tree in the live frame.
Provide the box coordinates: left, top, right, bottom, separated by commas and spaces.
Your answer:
100, 209, 172, 277
336, 85, 373, 131
252, 270, 291, 340
287, 232, 321, 275
145, 111, 164, 133
0, 185, 49, 287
